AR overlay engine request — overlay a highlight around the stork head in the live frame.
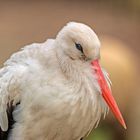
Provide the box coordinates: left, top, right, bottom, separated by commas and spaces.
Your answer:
56, 22, 126, 129
56, 22, 101, 61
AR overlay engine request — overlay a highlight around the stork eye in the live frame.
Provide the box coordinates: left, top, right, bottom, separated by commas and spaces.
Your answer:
75, 43, 84, 53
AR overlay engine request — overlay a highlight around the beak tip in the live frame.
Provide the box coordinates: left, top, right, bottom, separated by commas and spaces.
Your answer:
122, 121, 127, 130
119, 116, 127, 130
124, 125, 127, 130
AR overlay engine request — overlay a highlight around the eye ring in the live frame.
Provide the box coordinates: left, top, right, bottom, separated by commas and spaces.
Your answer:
75, 43, 84, 53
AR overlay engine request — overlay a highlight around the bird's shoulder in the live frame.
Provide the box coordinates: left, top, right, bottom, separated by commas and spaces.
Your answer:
0, 39, 56, 134
4, 39, 56, 67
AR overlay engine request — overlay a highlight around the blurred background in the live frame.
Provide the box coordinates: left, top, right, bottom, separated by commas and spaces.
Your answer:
0, 0, 139, 140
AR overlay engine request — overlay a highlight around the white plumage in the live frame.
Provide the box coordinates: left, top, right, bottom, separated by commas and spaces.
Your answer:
0, 22, 111, 140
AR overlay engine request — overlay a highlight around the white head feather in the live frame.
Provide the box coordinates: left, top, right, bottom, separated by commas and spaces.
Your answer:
56, 22, 101, 61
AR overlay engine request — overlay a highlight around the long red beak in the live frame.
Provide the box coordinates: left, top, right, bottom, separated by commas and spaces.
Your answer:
91, 60, 126, 129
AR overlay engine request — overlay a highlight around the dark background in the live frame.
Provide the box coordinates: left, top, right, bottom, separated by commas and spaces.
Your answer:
0, 0, 140, 140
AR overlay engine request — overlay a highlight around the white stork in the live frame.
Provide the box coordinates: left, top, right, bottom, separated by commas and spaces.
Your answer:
0, 22, 126, 140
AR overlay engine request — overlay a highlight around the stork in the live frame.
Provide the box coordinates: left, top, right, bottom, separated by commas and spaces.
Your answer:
0, 22, 126, 140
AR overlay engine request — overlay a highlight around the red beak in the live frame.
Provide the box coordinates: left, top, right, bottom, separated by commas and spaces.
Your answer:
91, 60, 126, 129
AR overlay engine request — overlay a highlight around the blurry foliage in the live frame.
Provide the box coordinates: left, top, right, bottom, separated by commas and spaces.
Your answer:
92, 0, 140, 17
87, 128, 113, 140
